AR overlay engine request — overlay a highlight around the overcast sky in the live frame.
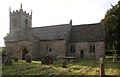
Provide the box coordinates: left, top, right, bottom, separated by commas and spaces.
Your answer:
0, 0, 118, 46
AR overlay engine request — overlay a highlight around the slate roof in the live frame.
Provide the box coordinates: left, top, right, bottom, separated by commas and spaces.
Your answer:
30, 24, 70, 40
34, 32, 66, 40
4, 33, 38, 42
70, 23, 105, 43
5, 23, 105, 42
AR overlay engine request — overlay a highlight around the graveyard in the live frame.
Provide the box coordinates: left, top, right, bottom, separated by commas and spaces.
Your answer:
2, 58, 120, 76
1, 1, 120, 77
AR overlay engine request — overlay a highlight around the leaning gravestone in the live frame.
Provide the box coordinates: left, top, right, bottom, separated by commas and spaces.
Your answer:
25, 52, 32, 62
4, 57, 12, 65
4, 51, 12, 65
2, 51, 6, 63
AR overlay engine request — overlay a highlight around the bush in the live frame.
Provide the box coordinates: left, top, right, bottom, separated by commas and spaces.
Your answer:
105, 50, 114, 55
105, 50, 120, 56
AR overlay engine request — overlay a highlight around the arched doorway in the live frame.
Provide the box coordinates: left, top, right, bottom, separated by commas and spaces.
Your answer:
80, 50, 84, 59
22, 48, 28, 60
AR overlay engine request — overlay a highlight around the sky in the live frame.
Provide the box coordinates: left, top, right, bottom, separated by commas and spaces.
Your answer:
0, 0, 118, 47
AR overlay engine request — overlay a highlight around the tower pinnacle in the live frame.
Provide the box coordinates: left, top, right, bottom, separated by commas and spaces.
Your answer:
70, 19, 72, 25
20, 3, 22, 9
9, 7, 11, 12
31, 10, 32, 15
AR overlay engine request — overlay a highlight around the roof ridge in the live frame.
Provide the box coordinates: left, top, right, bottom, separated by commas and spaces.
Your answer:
73, 23, 100, 27
30, 24, 69, 29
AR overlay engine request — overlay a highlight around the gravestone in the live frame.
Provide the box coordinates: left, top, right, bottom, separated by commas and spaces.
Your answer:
25, 52, 32, 62
62, 61, 67, 68
99, 58, 105, 77
3, 51, 12, 65
2, 51, 6, 63
13, 57, 18, 62
4, 57, 12, 65
113, 51, 118, 63
49, 56, 53, 64
41, 55, 53, 65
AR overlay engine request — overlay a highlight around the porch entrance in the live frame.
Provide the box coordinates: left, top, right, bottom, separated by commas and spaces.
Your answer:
22, 48, 28, 60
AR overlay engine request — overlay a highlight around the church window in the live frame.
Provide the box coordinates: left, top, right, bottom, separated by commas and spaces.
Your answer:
89, 45, 95, 53
49, 48, 52, 52
71, 45, 75, 53
90, 45, 92, 52
46, 46, 48, 52
93, 45, 95, 52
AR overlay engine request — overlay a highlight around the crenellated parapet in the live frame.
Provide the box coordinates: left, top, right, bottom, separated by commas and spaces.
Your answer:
9, 3, 32, 18
9, 3, 32, 33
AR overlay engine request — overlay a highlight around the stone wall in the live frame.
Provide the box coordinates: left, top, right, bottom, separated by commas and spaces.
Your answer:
39, 40, 66, 57
5, 41, 39, 60
95, 42, 105, 58
5, 6, 105, 60
69, 41, 105, 59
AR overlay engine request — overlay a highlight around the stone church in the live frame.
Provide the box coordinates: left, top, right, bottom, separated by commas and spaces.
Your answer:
4, 4, 105, 60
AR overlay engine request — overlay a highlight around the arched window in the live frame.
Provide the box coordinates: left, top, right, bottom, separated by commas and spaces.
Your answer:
90, 45, 92, 52
93, 45, 95, 52
71, 45, 75, 53
49, 48, 52, 52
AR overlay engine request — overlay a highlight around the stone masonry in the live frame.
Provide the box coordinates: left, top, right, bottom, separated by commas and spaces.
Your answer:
4, 4, 105, 60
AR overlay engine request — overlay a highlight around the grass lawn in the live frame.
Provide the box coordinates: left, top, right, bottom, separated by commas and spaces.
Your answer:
2, 59, 120, 76
106, 55, 120, 59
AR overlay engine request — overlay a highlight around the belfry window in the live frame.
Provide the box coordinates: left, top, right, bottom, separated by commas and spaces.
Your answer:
14, 19, 17, 27
25, 19, 28, 27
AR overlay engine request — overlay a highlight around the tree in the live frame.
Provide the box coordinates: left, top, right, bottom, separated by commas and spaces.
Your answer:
102, 1, 120, 54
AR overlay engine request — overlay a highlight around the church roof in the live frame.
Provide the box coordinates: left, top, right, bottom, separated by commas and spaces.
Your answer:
29, 24, 71, 40
70, 23, 105, 43
5, 22, 104, 42
34, 32, 65, 40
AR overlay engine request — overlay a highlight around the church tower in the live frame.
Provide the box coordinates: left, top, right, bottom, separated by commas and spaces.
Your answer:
9, 3, 32, 33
